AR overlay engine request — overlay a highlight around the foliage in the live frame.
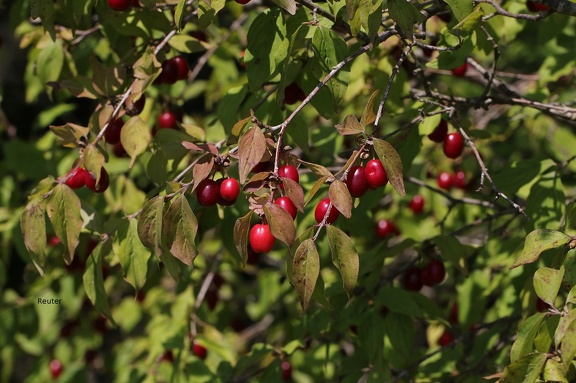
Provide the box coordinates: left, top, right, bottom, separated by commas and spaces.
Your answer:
1, 0, 576, 381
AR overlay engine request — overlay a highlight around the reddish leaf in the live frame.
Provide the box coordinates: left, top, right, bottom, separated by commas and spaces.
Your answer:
234, 211, 254, 265
238, 127, 267, 184
329, 180, 353, 218
335, 115, 364, 135
360, 90, 379, 127
373, 138, 405, 197
191, 156, 215, 192
283, 177, 305, 212
305, 176, 330, 206
298, 159, 333, 178
263, 202, 296, 247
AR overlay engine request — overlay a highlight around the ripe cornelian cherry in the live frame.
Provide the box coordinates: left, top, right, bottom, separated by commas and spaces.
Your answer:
278, 165, 299, 183
125, 94, 146, 116
192, 340, 208, 360
453, 170, 467, 189
428, 119, 448, 143
346, 166, 369, 198
275, 196, 297, 220
409, 194, 425, 214
437, 171, 454, 190
158, 111, 178, 130
65, 167, 89, 189
219, 178, 240, 203
49, 359, 63, 378
155, 59, 179, 85
281, 361, 293, 381
196, 179, 220, 207
283, 83, 306, 105
403, 267, 423, 291
85, 167, 110, 193
451, 62, 468, 77
108, 0, 132, 11
375, 219, 399, 238
249, 224, 275, 253
365, 159, 388, 189
104, 117, 124, 145
443, 132, 464, 159
171, 55, 189, 80
438, 330, 454, 347
527, 0, 548, 12
314, 198, 339, 224
419, 259, 446, 286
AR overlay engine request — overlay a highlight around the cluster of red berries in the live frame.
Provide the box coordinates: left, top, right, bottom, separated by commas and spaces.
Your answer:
248, 165, 300, 254
108, 0, 140, 11
436, 170, 467, 190
403, 258, 446, 292
196, 177, 241, 207
64, 166, 110, 193
154, 56, 189, 85
428, 120, 465, 159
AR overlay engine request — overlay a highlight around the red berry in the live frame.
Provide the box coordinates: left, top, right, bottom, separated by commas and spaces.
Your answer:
93, 315, 107, 333
438, 330, 454, 347
155, 59, 179, 85
113, 142, 128, 157
449, 304, 459, 324
451, 62, 468, 77
314, 198, 339, 224
196, 179, 220, 207
49, 359, 63, 379
527, 0, 548, 12
235, 0, 251, 3
365, 159, 388, 189
275, 196, 297, 220
171, 55, 189, 80
281, 361, 293, 381
278, 165, 299, 184
161, 350, 174, 362
125, 94, 146, 116
48, 235, 61, 247
108, 0, 132, 11
454, 170, 467, 189
219, 178, 240, 202
403, 267, 423, 291
536, 297, 549, 312
205, 288, 219, 310
409, 195, 425, 214
436, 172, 454, 190
375, 219, 399, 238
345, 166, 369, 198
428, 119, 448, 143
419, 259, 446, 286
249, 224, 275, 254
443, 132, 464, 159
283, 83, 306, 105
192, 340, 208, 360
104, 117, 124, 145
158, 111, 178, 130
65, 167, 88, 189
85, 167, 110, 193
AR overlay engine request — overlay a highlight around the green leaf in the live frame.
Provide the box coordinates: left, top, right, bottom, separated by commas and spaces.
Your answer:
419, 114, 442, 136
534, 315, 560, 354
292, 239, 320, 311
20, 198, 47, 274
384, 312, 415, 363
37, 39, 63, 86
543, 359, 569, 383
444, 0, 474, 21
113, 219, 151, 292
163, 193, 198, 267
373, 138, 405, 197
510, 312, 547, 362
360, 90, 379, 127
83, 144, 105, 183
377, 286, 422, 317
272, 0, 296, 15
329, 180, 353, 219
263, 202, 296, 247
137, 196, 165, 257
174, 0, 186, 30
246, 9, 289, 91
511, 229, 570, 269
49, 123, 89, 148
561, 318, 576, 371
83, 240, 116, 325
121, 116, 151, 168
168, 35, 207, 54
450, 6, 485, 36
500, 353, 547, 383
326, 225, 359, 297
46, 184, 83, 264
388, 0, 425, 37
555, 309, 576, 348
534, 266, 564, 306
234, 211, 253, 265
